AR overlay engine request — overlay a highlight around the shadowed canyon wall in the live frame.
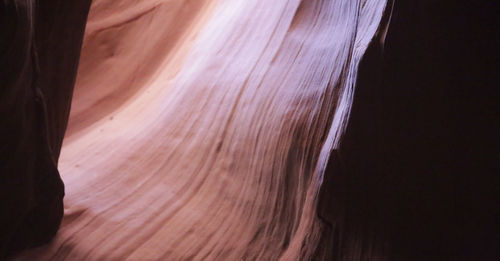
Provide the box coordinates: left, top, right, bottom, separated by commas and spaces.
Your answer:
1, 0, 91, 259
319, 1, 497, 260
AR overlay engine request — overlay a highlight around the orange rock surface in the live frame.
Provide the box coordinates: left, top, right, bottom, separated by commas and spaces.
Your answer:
15, 0, 387, 260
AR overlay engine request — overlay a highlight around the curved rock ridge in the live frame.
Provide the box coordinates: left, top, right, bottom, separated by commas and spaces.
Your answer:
13, 0, 387, 260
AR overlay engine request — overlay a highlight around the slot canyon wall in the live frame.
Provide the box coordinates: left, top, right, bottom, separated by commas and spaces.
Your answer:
1, 0, 496, 261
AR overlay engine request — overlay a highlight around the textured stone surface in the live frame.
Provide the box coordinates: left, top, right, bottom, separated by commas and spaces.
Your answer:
11, 0, 387, 260
3, 0, 495, 260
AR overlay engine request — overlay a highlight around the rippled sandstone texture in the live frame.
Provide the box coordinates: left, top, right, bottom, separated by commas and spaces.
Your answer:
2, 0, 496, 261
6, 0, 388, 260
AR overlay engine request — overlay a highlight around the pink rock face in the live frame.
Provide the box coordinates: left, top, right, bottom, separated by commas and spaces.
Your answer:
15, 0, 387, 260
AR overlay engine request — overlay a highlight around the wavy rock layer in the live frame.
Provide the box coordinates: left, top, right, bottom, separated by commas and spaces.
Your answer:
15, 0, 386, 260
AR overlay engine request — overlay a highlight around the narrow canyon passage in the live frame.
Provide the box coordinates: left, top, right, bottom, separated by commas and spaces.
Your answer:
13, 0, 387, 260
3, 0, 496, 260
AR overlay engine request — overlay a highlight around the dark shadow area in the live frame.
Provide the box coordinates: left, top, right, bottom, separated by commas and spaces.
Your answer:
318, 1, 497, 260
0, 0, 91, 259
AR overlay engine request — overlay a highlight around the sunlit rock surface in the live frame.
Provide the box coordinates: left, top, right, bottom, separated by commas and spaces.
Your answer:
11, 0, 387, 260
